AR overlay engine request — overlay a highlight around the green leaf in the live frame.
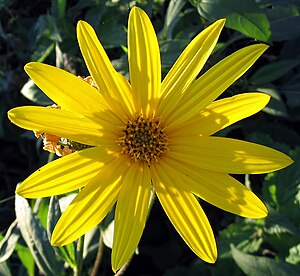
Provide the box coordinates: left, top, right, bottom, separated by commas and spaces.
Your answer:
286, 244, 300, 265
160, 39, 189, 71
281, 74, 300, 110
15, 245, 35, 276
47, 196, 76, 268
231, 245, 300, 276
36, 198, 50, 229
197, 0, 271, 41
249, 60, 300, 85
51, 0, 67, 19
263, 147, 300, 226
0, 220, 20, 262
31, 40, 55, 62
218, 220, 264, 258
21, 79, 53, 106
160, 0, 186, 39
15, 194, 63, 275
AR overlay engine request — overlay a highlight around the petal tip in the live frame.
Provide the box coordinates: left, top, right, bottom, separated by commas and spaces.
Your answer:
216, 18, 226, 27
24, 63, 37, 76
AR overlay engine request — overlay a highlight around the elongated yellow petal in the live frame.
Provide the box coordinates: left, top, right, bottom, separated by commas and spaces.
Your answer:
168, 93, 270, 138
8, 106, 119, 147
128, 7, 161, 115
77, 21, 134, 117
151, 163, 217, 263
24, 62, 109, 115
169, 136, 293, 174
166, 44, 269, 128
160, 157, 267, 218
157, 19, 225, 119
112, 162, 151, 272
16, 147, 111, 198
51, 157, 129, 246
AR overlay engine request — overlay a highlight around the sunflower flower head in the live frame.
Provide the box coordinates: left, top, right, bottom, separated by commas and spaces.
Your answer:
8, 6, 293, 272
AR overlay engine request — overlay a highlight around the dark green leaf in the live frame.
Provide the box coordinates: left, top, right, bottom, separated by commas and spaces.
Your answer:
253, 85, 288, 118
0, 261, 11, 276
15, 194, 63, 275
21, 79, 53, 106
231, 245, 300, 276
47, 196, 76, 268
160, 39, 189, 71
271, 16, 300, 41
51, 0, 67, 19
280, 74, 300, 110
249, 60, 300, 85
197, 0, 271, 41
263, 147, 300, 226
0, 220, 20, 262
31, 40, 55, 62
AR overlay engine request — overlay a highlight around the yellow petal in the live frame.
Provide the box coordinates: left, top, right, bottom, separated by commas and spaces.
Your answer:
16, 147, 111, 198
166, 44, 269, 128
161, 157, 267, 218
128, 7, 161, 116
168, 93, 270, 138
112, 162, 151, 272
24, 62, 109, 115
77, 21, 134, 117
157, 19, 226, 119
169, 136, 293, 174
151, 162, 217, 263
51, 157, 129, 246
8, 106, 118, 147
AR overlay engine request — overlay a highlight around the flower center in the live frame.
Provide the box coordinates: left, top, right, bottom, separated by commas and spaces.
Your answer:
117, 114, 169, 166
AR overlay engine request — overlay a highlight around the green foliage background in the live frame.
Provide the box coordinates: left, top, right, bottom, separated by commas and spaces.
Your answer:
1, 0, 300, 275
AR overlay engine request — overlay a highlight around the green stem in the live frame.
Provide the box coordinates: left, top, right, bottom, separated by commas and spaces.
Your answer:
74, 234, 85, 276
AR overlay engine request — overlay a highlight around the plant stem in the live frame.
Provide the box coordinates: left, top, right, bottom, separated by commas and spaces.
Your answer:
91, 231, 104, 276
115, 257, 132, 276
74, 235, 85, 276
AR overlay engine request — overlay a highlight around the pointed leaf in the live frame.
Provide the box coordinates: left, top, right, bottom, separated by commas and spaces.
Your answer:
0, 220, 20, 262
15, 194, 63, 275
231, 245, 300, 276
197, 0, 271, 41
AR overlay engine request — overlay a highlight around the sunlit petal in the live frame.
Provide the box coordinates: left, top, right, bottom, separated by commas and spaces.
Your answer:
161, 157, 267, 218
51, 157, 130, 246
151, 162, 217, 263
128, 7, 161, 115
166, 44, 269, 127
16, 147, 112, 198
157, 19, 225, 119
169, 136, 293, 174
168, 93, 270, 137
77, 21, 134, 117
8, 106, 119, 147
24, 62, 109, 115
112, 161, 151, 272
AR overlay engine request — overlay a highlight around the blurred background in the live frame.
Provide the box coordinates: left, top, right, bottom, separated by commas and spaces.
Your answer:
1, 0, 300, 275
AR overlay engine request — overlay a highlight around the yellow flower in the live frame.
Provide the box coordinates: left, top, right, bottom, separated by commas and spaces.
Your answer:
8, 7, 292, 272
